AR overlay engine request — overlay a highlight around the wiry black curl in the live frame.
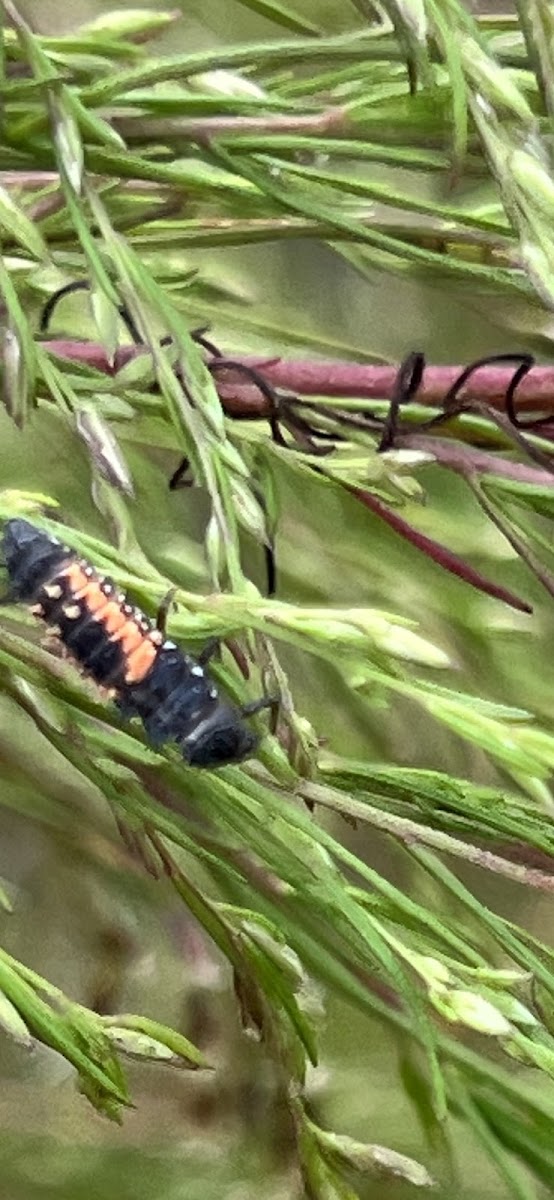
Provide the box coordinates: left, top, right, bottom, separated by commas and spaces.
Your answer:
377, 351, 425, 453
375, 351, 554, 475
42, 282, 554, 591
40, 279, 143, 344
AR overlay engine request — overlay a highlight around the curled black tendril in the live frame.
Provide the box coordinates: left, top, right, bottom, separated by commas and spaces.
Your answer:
420, 354, 537, 430
40, 280, 90, 333
381, 351, 554, 475
208, 358, 288, 448
40, 281, 554, 590
378, 351, 425, 452
264, 543, 276, 598
168, 457, 193, 491
40, 279, 144, 345
502, 355, 552, 431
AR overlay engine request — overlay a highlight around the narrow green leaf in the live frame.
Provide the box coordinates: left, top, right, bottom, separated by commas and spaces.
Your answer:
101, 1014, 210, 1070
0, 990, 33, 1047
0, 183, 48, 258
210, 145, 529, 294
65, 88, 126, 151
242, 936, 317, 1066
460, 33, 534, 120
77, 8, 182, 41
231, 0, 320, 36
311, 1125, 435, 1188
49, 91, 84, 195
0, 248, 36, 426
90, 287, 120, 365
79, 32, 408, 107
426, 0, 468, 170
2, 326, 29, 428
0, 955, 130, 1111
456, 1086, 539, 1200
75, 403, 135, 496
514, 0, 554, 116
483, 475, 554, 519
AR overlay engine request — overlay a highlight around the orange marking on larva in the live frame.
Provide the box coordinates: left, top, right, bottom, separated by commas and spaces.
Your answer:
95, 600, 128, 636
124, 636, 158, 683
111, 619, 144, 656
61, 562, 90, 593
79, 581, 108, 614
62, 563, 111, 614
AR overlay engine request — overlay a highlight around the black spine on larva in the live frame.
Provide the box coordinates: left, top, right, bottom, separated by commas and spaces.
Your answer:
3, 518, 69, 601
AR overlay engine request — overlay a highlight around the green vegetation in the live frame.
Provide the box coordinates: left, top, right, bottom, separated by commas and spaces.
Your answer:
1, 2, 554, 1197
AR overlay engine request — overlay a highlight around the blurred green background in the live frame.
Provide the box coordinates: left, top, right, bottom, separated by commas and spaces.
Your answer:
1, 3, 554, 1199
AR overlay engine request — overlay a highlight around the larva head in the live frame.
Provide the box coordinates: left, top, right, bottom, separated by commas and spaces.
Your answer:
180, 705, 258, 768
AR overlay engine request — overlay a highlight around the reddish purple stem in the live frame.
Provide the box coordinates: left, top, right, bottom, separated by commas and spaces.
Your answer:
242, 357, 554, 412
43, 340, 554, 413
349, 487, 532, 614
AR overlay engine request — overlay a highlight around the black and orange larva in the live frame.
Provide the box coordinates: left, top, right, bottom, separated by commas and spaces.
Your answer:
3, 518, 264, 767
